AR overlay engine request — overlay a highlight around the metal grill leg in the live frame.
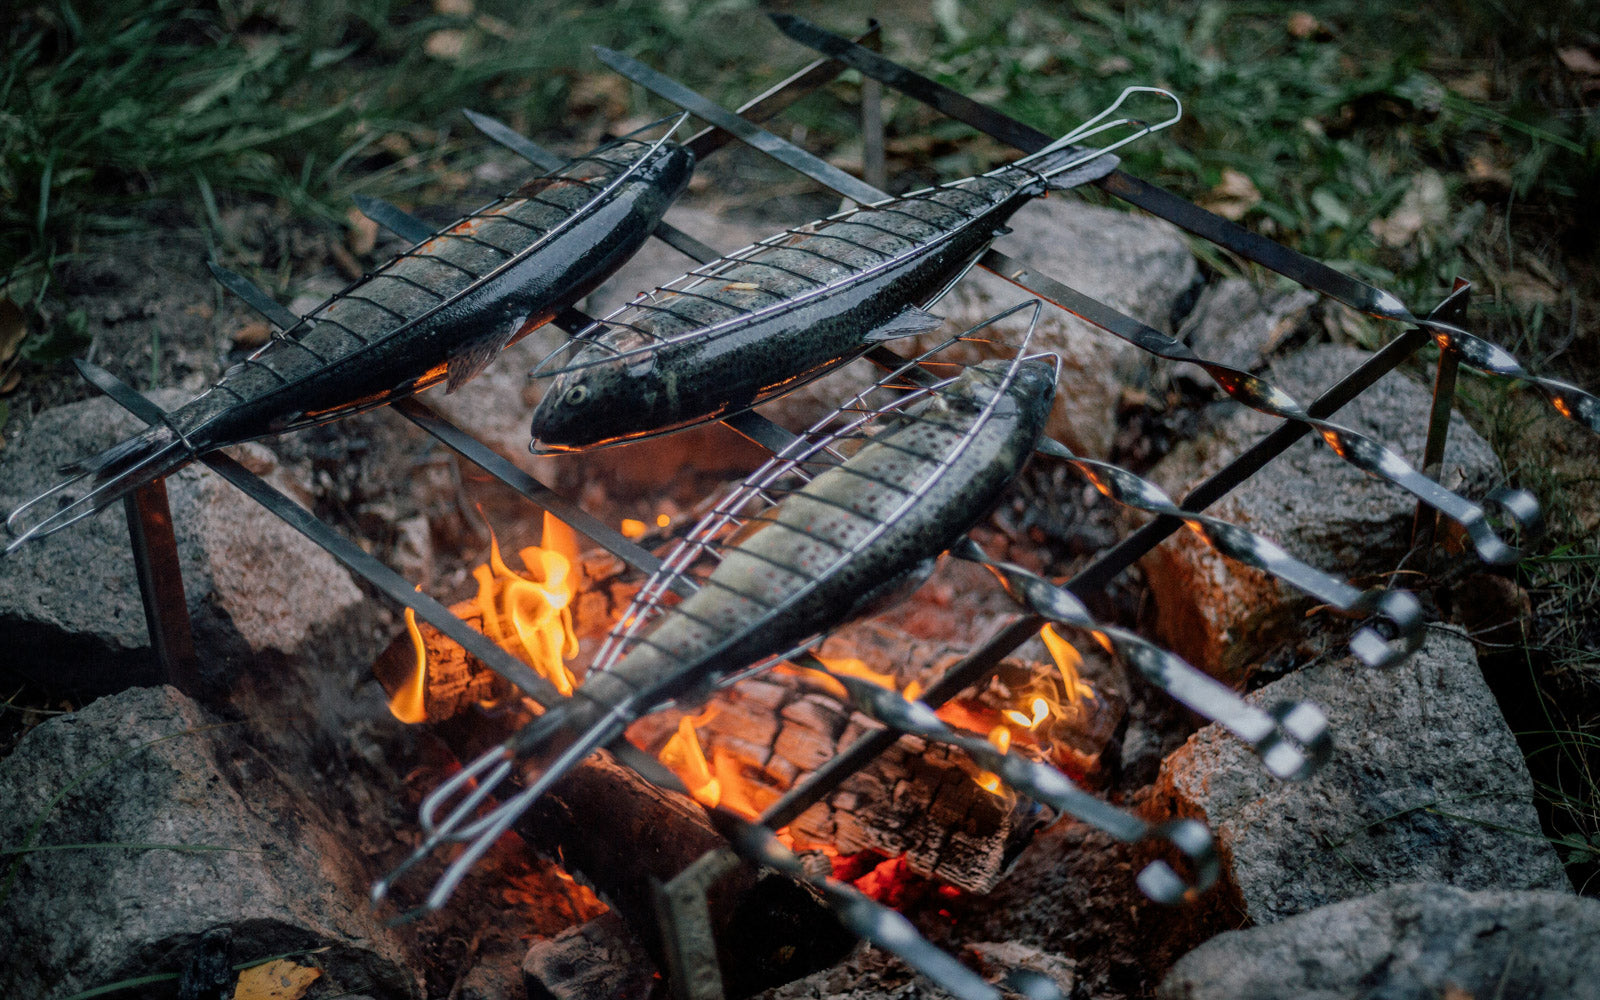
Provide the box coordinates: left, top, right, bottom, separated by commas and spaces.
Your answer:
124, 478, 199, 692
1413, 278, 1470, 551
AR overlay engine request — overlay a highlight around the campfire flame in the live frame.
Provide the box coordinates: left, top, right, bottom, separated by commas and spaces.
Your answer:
659, 711, 722, 808
390, 606, 429, 724
390, 511, 582, 722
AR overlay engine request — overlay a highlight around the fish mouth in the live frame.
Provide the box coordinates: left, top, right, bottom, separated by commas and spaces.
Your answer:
529, 436, 583, 456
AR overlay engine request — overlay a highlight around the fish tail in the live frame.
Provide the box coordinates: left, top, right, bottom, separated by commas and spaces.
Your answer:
1015, 86, 1183, 189
5, 424, 190, 553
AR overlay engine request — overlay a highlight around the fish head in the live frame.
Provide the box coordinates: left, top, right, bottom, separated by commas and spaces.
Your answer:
530, 356, 650, 453
643, 142, 697, 202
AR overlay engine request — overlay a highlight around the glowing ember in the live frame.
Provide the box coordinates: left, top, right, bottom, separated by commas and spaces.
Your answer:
655, 513, 671, 528
974, 724, 1010, 796
1003, 696, 1051, 729
620, 518, 647, 539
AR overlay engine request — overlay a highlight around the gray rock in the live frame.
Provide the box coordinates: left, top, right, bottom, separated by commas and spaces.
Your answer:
936, 198, 1201, 459
1158, 883, 1600, 1000
1143, 342, 1500, 676
0, 685, 418, 1000
1153, 626, 1569, 926
0, 393, 364, 692
1173, 278, 1316, 379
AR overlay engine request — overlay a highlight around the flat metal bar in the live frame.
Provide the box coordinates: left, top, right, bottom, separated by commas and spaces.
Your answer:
593, 46, 887, 208
72, 359, 565, 708
352, 193, 436, 245
123, 479, 200, 692
393, 397, 666, 578
208, 262, 301, 331
682, 22, 881, 161
767, 13, 1414, 321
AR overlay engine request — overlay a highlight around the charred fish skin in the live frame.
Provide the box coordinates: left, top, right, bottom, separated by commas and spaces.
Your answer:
177, 137, 695, 446
565, 356, 1058, 738
529, 163, 1067, 452
6, 129, 693, 548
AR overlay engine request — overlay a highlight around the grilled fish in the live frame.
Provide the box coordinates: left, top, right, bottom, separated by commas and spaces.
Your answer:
503, 353, 1055, 821
524, 101, 1162, 452
6, 118, 695, 549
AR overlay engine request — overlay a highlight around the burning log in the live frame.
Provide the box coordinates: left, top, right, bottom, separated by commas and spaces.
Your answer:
371, 523, 854, 995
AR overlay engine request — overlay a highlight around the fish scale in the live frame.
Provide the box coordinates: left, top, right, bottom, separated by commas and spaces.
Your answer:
528, 156, 1097, 451
6, 121, 695, 549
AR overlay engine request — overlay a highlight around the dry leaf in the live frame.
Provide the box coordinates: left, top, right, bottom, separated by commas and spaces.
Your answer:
1368, 170, 1447, 247
1558, 46, 1600, 76
1, 369, 21, 394
1286, 12, 1321, 39
1200, 169, 1261, 221
434, 0, 473, 14
424, 29, 469, 61
233, 321, 273, 349
232, 959, 321, 1000
346, 207, 379, 256
0, 297, 27, 365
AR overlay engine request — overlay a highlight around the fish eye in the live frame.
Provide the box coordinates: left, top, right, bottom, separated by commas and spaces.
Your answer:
565, 384, 588, 405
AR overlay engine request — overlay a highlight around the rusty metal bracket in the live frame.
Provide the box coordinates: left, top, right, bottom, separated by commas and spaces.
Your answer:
123, 480, 199, 692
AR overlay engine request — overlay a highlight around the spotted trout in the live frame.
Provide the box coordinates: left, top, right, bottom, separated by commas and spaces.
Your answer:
7, 118, 695, 549
527, 91, 1176, 452
452, 353, 1057, 861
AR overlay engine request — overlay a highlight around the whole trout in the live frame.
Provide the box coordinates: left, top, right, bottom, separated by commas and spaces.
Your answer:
527, 127, 1122, 452
521, 354, 1057, 792
8, 121, 694, 548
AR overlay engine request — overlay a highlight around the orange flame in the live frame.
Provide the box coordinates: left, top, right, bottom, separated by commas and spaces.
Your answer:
659, 713, 721, 809
1040, 624, 1095, 705
389, 605, 429, 724
396, 513, 583, 721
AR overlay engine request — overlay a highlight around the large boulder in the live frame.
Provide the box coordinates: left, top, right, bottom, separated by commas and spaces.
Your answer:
1153, 626, 1569, 926
0, 685, 418, 1000
1159, 883, 1600, 1000
0, 392, 364, 694
936, 197, 1201, 459
1143, 342, 1501, 677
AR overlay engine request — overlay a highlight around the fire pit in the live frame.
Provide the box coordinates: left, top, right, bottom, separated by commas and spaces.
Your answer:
2, 14, 1594, 1000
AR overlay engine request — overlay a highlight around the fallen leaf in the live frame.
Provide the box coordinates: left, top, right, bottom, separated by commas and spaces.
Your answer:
1, 369, 20, 394
1368, 170, 1447, 247
1558, 46, 1600, 77
1200, 168, 1261, 221
1286, 11, 1322, 39
0, 297, 27, 364
434, 0, 473, 13
346, 207, 379, 256
1447, 71, 1492, 101
232, 959, 320, 1000
424, 28, 469, 61
233, 321, 273, 348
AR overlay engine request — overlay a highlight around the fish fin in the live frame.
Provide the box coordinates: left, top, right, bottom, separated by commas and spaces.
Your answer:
1043, 152, 1119, 190
864, 306, 944, 343
445, 313, 529, 393
7, 424, 190, 551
